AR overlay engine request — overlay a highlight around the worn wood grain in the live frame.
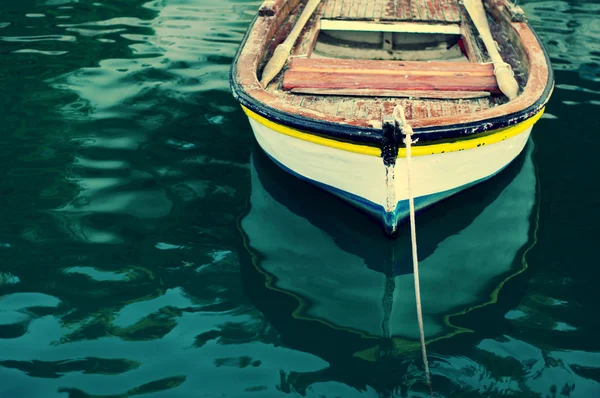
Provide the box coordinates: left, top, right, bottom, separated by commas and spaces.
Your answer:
319, 0, 462, 22
290, 88, 492, 99
284, 71, 500, 92
336, 98, 358, 118
288, 58, 496, 72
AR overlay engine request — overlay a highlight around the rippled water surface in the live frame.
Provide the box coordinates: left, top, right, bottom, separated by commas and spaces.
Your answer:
0, 0, 599, 397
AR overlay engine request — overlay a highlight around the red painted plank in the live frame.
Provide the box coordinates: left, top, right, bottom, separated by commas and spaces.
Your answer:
283, 58, 499, 93
283, 71, 500, 92
288, 58, 495, 73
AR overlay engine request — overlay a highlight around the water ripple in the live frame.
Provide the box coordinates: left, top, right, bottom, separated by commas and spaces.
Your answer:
1, 0, 598, 397
524, 0, 600, 81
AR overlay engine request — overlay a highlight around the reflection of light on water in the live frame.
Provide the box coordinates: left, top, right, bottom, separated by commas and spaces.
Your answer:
0, 272, 20, 286
62, 266, 132, 282
49, 0, 254, 119
523, 0, 600, 82
0, 1, 338, 396
43, 0, 257, 244
0, 308, 331, 397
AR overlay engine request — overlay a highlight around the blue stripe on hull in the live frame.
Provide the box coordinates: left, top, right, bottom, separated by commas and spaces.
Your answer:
263, 152, 506, 235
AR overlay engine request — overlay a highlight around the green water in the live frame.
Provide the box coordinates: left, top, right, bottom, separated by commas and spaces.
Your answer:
0, 0, 599, 397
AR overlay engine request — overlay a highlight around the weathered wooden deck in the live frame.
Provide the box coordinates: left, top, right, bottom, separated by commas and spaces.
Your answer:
272, 92, 503, 125
321, 0, 461, 23
260, 0, 503, 122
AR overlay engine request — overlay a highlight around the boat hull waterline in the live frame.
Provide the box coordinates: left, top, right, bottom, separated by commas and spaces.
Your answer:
243, 106, 542, 234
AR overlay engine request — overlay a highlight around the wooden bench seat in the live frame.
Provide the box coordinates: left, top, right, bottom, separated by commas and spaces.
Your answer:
281, 58, 500, 96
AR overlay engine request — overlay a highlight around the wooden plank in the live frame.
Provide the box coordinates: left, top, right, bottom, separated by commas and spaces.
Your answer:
477, 97, 491, 110
422, 0, 435, 21
288, 67, 494, 77
416, 0, 429, 22
285, 92, 305, 107
330, 0, 341, 18
290, 88, 492, 99
300, 95, 321, 113
383, 0, 394, 21
456, 99, 478, 115
439, 100, 455, 116
323, 0, 336, 18
319, 0, 461, 22
460, 8, 487, 62
353, 100, 369, 119
445, 0, 461, 22
319, 19, 461, 34
398, 0, 410, 20
428, 100, 445, 117
411, 100, 430, 119
365, 100, 384, 123
321, 96, 342, 116
343, 0, 352, 18
402, 100, 414, 120
393, 0, 403, 20
374, 0, 385, 21
365, 0, 375, 20
427, 0, 445, 22
438, 0, 452, 21
336, 98, 358, 118
288, 57, 495, 72
283, 71, 500, 92
349, 0, 361, 19
294, 3, 323, 56
340, 0, 352, 18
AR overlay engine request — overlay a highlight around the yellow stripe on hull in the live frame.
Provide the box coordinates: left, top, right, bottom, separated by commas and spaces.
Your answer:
242, 106, 381, 156
242, 105, 544, 158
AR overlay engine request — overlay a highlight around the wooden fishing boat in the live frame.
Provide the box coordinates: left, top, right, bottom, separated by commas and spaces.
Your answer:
230, 0, 553, 235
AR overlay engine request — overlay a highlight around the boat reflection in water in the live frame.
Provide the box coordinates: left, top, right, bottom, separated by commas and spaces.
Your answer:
240, 141, 536, 364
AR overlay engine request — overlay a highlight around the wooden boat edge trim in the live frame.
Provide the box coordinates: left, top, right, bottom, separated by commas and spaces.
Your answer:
242, 105, 544, 158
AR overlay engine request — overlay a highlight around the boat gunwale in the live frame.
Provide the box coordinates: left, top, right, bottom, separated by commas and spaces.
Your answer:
229, 0, 554, 147
242, 104, 543, 157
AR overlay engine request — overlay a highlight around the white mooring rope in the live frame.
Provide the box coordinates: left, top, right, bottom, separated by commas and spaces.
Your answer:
394, 105, 432, 387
